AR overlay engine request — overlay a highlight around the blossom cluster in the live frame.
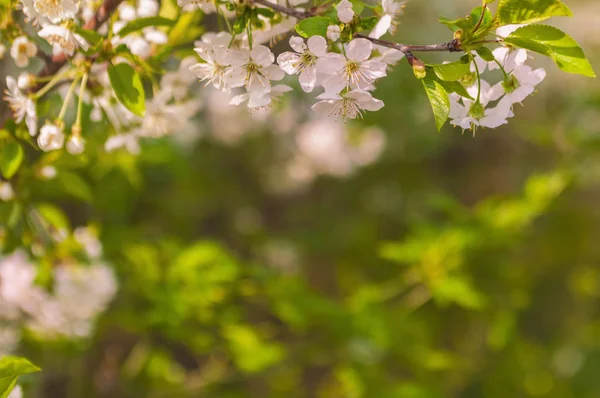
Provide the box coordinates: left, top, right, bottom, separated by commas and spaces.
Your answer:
0, 228, 117, 353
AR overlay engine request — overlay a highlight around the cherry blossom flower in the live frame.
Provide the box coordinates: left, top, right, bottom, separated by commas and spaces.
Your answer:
190, 44, 233, 92
370, 0, 405, 39
18, 0, 50, 25
312, 90, 384, 120
105, 133, 141, 154
223, 45, 285, 99
448, 81, 513, 130
66, 135, 85, 155
277, 36, 327, 93
488, 65, 546, 105
38, 123, 65, 151
32, 0, 78, 23
10, 36, 37, 68
318, 38, 387, 92
336, 0, 354, 23
3, 77, 37, 136
38, 25, 89, 56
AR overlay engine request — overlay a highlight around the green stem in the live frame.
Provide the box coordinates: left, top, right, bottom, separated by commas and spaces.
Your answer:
471, 53, 482, 104
494, 58, 509, 80
218, 5, 233, 33
246, 24, 253, 49
75, 73, 89, 127
33, 67, 73, 100
57, 77, 80, 121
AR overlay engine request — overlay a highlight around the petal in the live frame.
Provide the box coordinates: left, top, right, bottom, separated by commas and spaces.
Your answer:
346, 38, 373, 62
226, 50, 250, 66
370, 15, 392, 39
262, 64, 285, 81
311, 100, 336, 116
229, 93, 249, 106
322, 74, 347, 93
251, 45, 275, 67
223, 66, 246, 87
277, 52, 302, 74
289, 36, 307, 53
307, 35, 327, 56
299, 66, 317, 93
315, 54, 345, 74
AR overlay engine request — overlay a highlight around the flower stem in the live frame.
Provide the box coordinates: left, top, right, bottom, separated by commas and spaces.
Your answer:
57, 77, 80, 121
471, 54, 482, 104
75, 73, 89, 128
33, 67, 73, 100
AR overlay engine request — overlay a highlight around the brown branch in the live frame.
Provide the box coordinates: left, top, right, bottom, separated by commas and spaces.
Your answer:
250, 0, 463, 54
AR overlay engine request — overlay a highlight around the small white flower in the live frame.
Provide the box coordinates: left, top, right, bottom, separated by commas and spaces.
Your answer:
33, 0, 78, 23
66, 135, 85, 154
0, 182, 15, 201
448, 81, 513, 130
19, 0, 50, 25
39, 165, 58, 180
327, 25, 341, 41
38, 25, 89, 57
191, 44, 233, 92
38, 123, 65, 151
105, 133, 140, 154
336, 0, 354, 23
10, 36, 37, 68
370, 0, 405, 39
223, 45, 285, 99
17, 72, 35, 90
488, 25, 528, 73
318, 38, 387, 92
3, 77, 37, 136
277, 36, 327, 93
230, 84, 292, 109
312, 90, 384, 120
488, 65, 546, 105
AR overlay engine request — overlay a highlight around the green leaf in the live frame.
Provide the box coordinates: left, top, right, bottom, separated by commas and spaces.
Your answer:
440, 80, 474, 100
348, 0, 364, 14
357, 16, 379, 32
503, 25, 595, 77
168, 10, 203, 46
422, 71, 451, 131
117, 16, 176, 37
0, 142, 24, 179
233, 11, 249, 35
0, 356, 40, 398
108, 63, 146, 116
496, 0, 572, 25
431, 61, 471, 81
72, 25, 103, 46
439, 15, 473, 32
295, 16, 337, 38
470, 5, 493, 30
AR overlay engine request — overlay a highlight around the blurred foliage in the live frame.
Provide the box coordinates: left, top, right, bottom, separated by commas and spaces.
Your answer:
3, 0, 600, 397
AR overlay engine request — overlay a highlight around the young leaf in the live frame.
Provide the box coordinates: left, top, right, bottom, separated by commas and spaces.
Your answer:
0, 141, 24, 179
422, 72, 451, 131
117, 16, 176, 37
0, 356, 40, 398
108, 63, 146, 116
295, 16, 336, 38
431, 61, 471, 81
503, 24, 595, 77
476, 46, 495, 62
496, 0, 572, 25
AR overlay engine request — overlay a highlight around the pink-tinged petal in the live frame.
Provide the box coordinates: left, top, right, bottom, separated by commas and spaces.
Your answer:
322, 74, 347, 93
272, 85, 293, 95
229, 93, 249, 106
223, 66, 246, 87
251, 45, 275, 67
6, 76, 18, 93
307, 35, 327, 56
511, 86, 534, 103
262, 64, 285, 81
316, 91, 342, 101
312, 99, 337, 115
370, 15, 392, 39
298, 66, 317, 92
315, 54, 345, 74
248, 92, 272, 108
227, 50, 250, 66
248, 73, 271, 95
347, 90, 383, 111
289, 36, 307, 53
487, 82, 505, 103
346, 38, 373, 62
277, 52, 302, 74
361, 60, 387, 79
529, 68, 547, 86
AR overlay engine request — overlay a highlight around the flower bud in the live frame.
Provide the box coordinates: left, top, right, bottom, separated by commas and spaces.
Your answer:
38, 123, 65, 152
327, 25, 341, 42
17, 72, 35, 90
66, 133, 85, 155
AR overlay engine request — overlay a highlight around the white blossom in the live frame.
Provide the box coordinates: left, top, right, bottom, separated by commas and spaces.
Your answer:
38, 25, 89, 57
336, 0, 354, 23
488, 65, 546, 106
318, 38, 387, 92
10, 36, 37, 68
32, 0, 78, 23
0, 182, 15, 201
38, 123, 65, 151
105, 133, 141, 154
312, 90, 384, 120
66, 135, 85, 154
370, 0, 405, 39
3, 77, 37, 136
448, 81, 513, 130
223, 45, 285, 100
191, 43, 233, 92
277, 36, 327, 93
327, 25, 341, 42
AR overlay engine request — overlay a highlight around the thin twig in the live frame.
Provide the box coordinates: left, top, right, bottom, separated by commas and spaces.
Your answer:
251, 0, 463, 54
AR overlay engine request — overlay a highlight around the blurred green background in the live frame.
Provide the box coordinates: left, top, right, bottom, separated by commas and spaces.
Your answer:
10, 0, 600, 396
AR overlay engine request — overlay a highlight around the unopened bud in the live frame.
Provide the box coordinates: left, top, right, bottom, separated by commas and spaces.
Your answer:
406, 52, 426, 79
454, 30, 463, 41
17, 72, 35, 90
